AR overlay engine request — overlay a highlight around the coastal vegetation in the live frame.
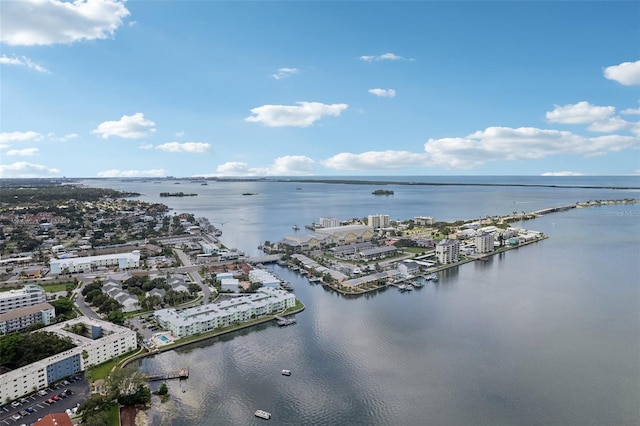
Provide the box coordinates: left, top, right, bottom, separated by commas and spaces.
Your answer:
372, 189, 394, 195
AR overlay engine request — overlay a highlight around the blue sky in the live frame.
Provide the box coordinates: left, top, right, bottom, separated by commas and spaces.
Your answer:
1, 1, 639, 178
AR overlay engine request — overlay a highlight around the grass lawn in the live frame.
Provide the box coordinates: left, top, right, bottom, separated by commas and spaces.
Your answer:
106, 404, 120, 426
41, 283, 71, 293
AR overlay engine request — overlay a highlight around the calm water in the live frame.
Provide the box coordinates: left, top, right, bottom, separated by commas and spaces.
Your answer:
83, 177, 640, 425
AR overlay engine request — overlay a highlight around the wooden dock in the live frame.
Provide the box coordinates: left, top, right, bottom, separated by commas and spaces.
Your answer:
145, 368, 189, 381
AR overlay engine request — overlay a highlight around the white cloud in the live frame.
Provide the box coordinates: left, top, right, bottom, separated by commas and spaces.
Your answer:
0, 55, 49, 73
621, 106, 640, 115
423, 127, 639, 168
0, 162, 60, 178
92, 113, 156, 139
156, 142, 211, 153
97, 169, 166, 178
540, 171, 585, 176
368, 88, 396, 98
359, 52, 408, 62
175, 130, 185, 137
0, 131, 43, 143
272, 67, 299, 80
604, 60, 640, 86
215, 155, 314, 176
1, 0, 130, 46
245, 102, 348, 127
5, 148, 39, 156
587, 117, 630, 133
322, 151, 428, 170
546, 101, 615, 124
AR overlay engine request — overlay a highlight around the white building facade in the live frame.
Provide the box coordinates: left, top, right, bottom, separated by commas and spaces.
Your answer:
368, 214, 390, 229
49, 251, 140, 275
0, 284, 47, 314
0, 318, 136, 403
475, 232, 495, 253
436, 239, 460, 264
154, 288, 296, 338
0, 302, 56, 334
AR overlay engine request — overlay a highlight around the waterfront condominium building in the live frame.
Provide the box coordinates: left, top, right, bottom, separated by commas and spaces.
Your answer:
319, 217, 341, 228
0, 318, 136, 402
154, 287, 296, 338
435, 239, 460, 264
415, 216, 435, 226
368, 214, 390, 229
0, 284, 47, 314
0, 302, 56, 334
475, 232, 495, 254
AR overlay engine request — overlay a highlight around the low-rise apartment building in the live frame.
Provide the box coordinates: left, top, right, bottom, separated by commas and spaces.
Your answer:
154, 288, 296, 338
0, 302, 56, 334
0, 318, 136, 403
0, 284, 47, 314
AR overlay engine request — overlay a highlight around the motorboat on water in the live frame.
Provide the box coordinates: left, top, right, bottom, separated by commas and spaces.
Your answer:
281, 369, 291, 376
255, 409, 271, 420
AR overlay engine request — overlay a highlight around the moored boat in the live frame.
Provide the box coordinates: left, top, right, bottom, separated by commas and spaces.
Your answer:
281, 369, 291, 376
255, 409, 271, 420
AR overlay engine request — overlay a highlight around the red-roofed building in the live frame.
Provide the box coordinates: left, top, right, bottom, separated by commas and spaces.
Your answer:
33, 413, 73, 426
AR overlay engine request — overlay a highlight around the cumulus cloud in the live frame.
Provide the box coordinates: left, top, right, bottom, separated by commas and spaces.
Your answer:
1, 0, 130, 46
0, 131, 43, 143
245, 102, 348, 127
272, 67, 298, 80
604, 60, 640, 86
423, 127, 639, 168
368, 88, 396, 98
92, 113, 156, 139
215, 155, 315, 176
0, 55, 49, 73
97, 169, 166, 178
156, 142, 211, 153
621, 106, 640, 115
0, 162, 60, 178
5, 148, 39, 156
322, 151, 428, 170
546, 101, 615, 124
359, 53, 408, 62
587, 117, 630, 133
540, 171, 585, 176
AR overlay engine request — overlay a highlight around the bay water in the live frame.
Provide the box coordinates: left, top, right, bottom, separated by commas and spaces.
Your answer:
83, 177, 640, 425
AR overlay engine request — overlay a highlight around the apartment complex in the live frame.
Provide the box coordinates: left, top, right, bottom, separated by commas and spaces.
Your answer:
0, 318, 136, 402
435, 239, 460, 264
154, 287, 296, 338
319, 217, 340, 228
0, 302, 56, 334
0, 284, 47, 314
49, 251, 141, 275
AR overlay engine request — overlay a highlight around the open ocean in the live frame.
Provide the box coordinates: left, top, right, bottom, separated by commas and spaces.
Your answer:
83, 176, 640, 425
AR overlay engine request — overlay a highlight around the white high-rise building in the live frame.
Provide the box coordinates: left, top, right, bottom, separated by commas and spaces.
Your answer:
436, 239, 460, 264
368, 214, 390, 229
475, 232, 494, 253
0, 284, 47, 314
319, 217, 340, 228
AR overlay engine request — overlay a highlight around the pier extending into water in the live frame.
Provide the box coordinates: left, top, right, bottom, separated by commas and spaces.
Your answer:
145, 368, 189, 381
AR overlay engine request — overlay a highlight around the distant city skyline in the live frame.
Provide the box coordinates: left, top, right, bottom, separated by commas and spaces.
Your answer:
1, 1, 639, 178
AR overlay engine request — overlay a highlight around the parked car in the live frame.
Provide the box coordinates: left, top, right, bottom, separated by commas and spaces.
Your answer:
51, 395, 59, 401
26, 406, 34, 413
19, 410, 29, 417
11, 413, 21, 420
62, 380, 70, 385
19, 398, 28, 404
11, 401, 21, 408
37, 390, 48, 396
58, 392, 67, 399
64, 389, 73, 396
45, 399, 55, 405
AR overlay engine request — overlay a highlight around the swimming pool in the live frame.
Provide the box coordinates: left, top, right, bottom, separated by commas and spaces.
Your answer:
158, 335, 170, 343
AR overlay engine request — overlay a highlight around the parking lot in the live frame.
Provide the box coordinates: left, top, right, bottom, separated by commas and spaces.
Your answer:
0, 375, 89, 425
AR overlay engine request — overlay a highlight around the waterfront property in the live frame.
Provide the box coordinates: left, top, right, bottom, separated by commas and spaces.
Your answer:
154, 287, 296, 338
0, 318, 136, 402
0, 284, 47, 314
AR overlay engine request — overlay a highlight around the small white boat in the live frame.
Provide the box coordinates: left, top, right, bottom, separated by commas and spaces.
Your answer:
255, 409, 271, 420
281, 369, 291, 376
